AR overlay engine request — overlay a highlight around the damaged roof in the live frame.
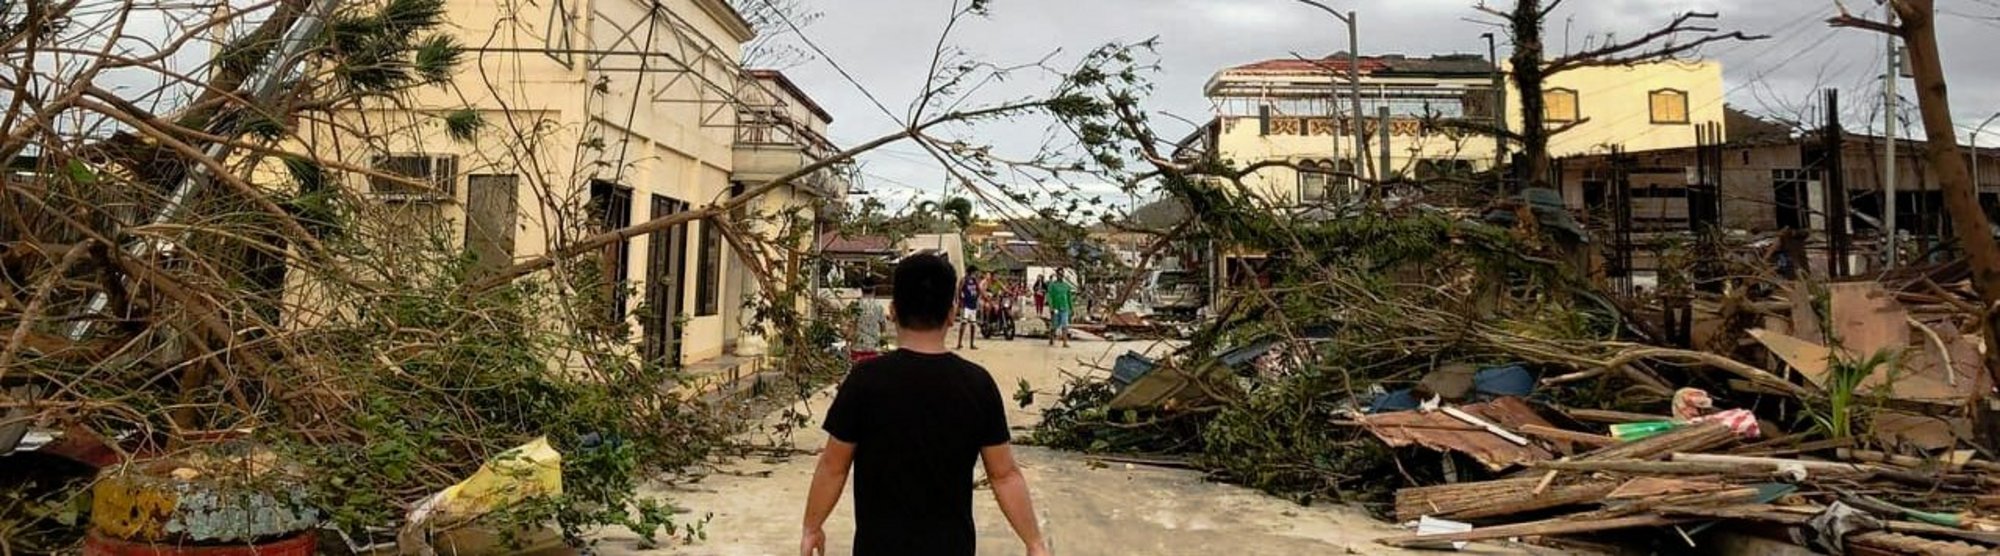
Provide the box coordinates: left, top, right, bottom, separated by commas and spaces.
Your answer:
1218, 53, 1495, 78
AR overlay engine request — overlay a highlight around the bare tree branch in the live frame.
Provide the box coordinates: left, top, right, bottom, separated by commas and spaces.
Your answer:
1546, 12, 1767, 74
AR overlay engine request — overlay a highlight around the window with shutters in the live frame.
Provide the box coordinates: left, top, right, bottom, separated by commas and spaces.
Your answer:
1297, 159, 1353, 202
1544, 88, 1579, 123
368, 154, 457, 200
695, 220, 721, 316
1649, 89, 1690, 124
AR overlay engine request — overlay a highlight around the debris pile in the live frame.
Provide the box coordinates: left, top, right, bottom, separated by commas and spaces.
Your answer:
1030, 204, 1998, 553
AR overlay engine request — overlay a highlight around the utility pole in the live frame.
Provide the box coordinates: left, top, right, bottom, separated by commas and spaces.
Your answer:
1293, 2, 1363, 191
1347, 11, 1363, 188
1378, 105, 1392, 187
1883, 9, 1900, 269
1974, 112, 2000, 203
1483, 32, 1506, 180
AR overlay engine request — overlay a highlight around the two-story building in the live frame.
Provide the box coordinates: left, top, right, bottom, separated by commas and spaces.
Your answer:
726, 70, 853, 356
295, 0, 843, 368
1185, 52, 1725, 205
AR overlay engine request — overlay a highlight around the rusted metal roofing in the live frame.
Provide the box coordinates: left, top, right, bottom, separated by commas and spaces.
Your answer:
1358, 396, 1561, 471
819, 233, 895, 254
1220, 53, 1494, 77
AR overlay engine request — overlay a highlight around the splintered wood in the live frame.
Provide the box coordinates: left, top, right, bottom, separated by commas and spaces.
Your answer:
1358, 397, 1561, 471
1574, 422, 1735, 462
1393, 477, 1620, 522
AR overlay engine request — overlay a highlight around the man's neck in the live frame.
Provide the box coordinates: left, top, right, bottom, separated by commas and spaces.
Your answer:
896, 329, 950, 354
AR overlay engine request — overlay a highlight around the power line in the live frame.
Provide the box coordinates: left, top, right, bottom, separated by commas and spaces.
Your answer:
1584, 21, 1857, 149
756, 0, 902, 126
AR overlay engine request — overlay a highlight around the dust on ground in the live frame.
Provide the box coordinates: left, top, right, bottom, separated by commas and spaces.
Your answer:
595, 340, 1534, 555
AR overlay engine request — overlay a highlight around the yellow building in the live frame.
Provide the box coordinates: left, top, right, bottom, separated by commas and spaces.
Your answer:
1186, 53, 1725, 204
296, 0, 843, 366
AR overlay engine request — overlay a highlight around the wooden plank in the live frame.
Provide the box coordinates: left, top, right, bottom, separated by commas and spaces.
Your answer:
1393, 479, 1618, 522
1788, 282, 1823, 344
1605, 477, 1730, 500
1377, 515, 1690, 547
1826, 281, 1909, 361
1579, 422, 1736, 462
1667, 453, 1872, 473
1564, 408, 1674, 424
1748, 328, 1835, 387
1519, 425, 1615, 448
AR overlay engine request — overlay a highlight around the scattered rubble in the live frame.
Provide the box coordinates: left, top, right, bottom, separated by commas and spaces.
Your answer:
1030, 199, 1998, 553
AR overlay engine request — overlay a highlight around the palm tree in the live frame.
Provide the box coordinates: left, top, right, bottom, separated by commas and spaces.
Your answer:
912, 196, 975, 233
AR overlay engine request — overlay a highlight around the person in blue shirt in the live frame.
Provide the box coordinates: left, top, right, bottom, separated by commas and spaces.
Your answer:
955, 266, 983, 350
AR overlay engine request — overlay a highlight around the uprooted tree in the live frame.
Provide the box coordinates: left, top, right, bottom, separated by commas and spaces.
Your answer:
1010, 33, 1839, 503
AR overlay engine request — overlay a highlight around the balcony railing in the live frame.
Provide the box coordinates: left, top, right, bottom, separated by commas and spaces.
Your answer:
735, 111, 836, 160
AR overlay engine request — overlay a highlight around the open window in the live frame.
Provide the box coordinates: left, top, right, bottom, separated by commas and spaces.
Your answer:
589, 180, 634, 321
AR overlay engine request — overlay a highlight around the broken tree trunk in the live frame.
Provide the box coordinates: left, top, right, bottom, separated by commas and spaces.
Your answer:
1578, 422, 1736, 462
1393, 476, 1620, 522
1892, 2, 2000, 407
1509, 0, 1550, 190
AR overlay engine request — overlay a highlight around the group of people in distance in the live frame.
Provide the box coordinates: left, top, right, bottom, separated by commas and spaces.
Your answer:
847, 263, 1080, 364
951, 266, 1077, 351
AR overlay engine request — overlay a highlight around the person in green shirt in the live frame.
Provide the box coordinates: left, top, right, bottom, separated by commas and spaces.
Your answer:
1045, 270, 1074, 348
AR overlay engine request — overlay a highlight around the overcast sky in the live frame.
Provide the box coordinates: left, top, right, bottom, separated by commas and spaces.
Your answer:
759, 0, 2000, 215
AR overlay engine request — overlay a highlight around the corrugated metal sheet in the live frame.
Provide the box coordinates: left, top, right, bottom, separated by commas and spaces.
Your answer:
1221, 54, 1495, 77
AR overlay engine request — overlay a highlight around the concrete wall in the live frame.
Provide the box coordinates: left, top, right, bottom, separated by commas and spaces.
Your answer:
1209, 60, 1726, 205
1212, 115, 1491, 202
1539, 61, 1727, 157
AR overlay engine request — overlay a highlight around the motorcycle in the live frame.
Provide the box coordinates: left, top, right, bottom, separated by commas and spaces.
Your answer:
979, 295, 1018, 340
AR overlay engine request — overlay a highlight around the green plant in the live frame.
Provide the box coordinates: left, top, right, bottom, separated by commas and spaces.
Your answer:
1808, 349, 1897, 440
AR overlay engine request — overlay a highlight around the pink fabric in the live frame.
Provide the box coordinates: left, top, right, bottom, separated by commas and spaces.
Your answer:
1689, 408, 1760, 438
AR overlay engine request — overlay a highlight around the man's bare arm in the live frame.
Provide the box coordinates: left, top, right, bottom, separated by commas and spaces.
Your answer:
801, 438, 856, 556
981, 443, 1049, 554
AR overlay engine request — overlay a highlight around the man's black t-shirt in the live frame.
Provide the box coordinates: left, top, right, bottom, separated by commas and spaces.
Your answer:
822, 349, 1011, 555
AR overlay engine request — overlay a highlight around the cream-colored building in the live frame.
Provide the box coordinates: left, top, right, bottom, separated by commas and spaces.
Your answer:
1185, 53, 1725, 204
727, 70, 853, 356
293, 0, 843, 366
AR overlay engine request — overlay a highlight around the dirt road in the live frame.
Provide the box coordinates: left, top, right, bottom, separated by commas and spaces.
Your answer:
596, 340, 1526, 555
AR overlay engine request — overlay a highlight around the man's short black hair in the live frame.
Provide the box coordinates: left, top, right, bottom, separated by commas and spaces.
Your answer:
892, 253, 957, 331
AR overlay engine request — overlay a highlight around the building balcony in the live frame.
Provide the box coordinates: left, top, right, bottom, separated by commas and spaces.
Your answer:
732, 117, 850, 199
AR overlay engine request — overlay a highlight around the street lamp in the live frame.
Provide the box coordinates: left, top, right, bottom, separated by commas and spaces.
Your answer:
1292, 1, 1364, 183
1974, 112, 2000, 192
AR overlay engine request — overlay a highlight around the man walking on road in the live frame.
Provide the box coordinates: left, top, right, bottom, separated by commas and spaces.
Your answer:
1046, 270, 1073, 348
801, 253, 1050, 556
956, 266, 983, 350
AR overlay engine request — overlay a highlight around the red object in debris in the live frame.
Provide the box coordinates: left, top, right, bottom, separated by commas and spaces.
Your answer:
38, 426, 121, 469
83, 531, 317, 556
